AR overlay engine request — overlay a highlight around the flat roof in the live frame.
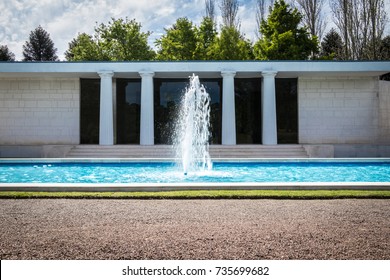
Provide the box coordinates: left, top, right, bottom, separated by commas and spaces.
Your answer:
0, 61, 389, 78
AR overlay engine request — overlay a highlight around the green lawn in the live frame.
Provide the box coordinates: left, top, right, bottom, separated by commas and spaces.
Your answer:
0, 190, 389, 199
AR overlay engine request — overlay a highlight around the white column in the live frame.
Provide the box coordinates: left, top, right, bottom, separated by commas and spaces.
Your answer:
98, 71, 114, 145
221, 71, 236, 145
139, 71, 155, 145
261, 71, 278, 145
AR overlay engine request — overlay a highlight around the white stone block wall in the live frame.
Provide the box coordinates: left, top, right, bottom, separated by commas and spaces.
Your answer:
379, 80, 390, 144
298, 77, 380, 144
0, 78, 79, 145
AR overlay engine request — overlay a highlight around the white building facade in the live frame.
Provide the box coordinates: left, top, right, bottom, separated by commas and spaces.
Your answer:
0, 61, 389, 157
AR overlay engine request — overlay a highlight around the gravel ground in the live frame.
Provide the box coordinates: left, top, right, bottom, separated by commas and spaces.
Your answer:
0, 199, 389, 260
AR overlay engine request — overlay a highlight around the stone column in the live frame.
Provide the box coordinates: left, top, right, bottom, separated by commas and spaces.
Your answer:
262, 71, 278, 145
221, 71, 236, 145
98, 71, 114, 145
139, 71, 155, 145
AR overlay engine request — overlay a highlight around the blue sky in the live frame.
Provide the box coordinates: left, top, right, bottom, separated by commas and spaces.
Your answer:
1, 0, 389, 60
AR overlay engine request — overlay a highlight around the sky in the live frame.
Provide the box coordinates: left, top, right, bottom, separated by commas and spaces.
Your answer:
1, 0, 390, 61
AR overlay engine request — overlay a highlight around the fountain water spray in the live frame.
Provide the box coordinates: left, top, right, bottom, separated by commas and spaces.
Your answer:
174, 74, 212, 175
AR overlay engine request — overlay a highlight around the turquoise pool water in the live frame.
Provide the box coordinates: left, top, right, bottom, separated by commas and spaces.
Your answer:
0, 161, 389, 184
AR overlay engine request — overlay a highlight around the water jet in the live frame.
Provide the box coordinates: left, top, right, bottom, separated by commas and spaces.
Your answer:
174, 74, 212, 175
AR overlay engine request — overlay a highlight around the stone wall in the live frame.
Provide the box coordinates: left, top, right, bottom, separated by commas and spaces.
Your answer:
298, 77, 380, 144
0, 78, 79, 145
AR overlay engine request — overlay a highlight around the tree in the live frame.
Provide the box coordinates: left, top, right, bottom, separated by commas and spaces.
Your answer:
23, 26, 58, 61
256, 0, 275, 38
205, 0, 216, 22
65, 18, 155, 61
194, 17, 218, 60
210, 26, 254, 60
219, 0, 240, 29
0, 45, 15, 61
330, 0, 351, 59
379, 35, 390, 60
330, 0, 388, 60
65, 33, 101, 61
295, 0, 326, 40
155, 17, 197, 60
320, 28, 344, 60
94, 18, 155, 61
365, 0, 388, 60
254, 0, 318, 60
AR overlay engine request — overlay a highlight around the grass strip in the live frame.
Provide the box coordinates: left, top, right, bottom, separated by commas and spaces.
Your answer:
0, 190, 389, 199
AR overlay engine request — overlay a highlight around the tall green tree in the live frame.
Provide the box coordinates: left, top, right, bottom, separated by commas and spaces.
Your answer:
155, 17, 197, 60
210, 26, 254, 60
320, 28, 344, 60
194, 17, 218, 60
95, 18, 155, 61
23, 26, 58, 61
65, 18, 155, 61
65, 33, 100, 61
0, 45, 15, 61
254, 0, 318, 60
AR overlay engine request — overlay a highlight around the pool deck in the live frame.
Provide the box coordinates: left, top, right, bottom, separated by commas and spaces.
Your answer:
1, 158, 390, 191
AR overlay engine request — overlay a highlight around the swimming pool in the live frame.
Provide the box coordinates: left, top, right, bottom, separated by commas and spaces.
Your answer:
1, 159, 389, 191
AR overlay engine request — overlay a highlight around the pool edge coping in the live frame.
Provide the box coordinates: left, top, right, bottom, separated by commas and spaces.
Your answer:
1, 182, 390, 192
1, 157, 390, 163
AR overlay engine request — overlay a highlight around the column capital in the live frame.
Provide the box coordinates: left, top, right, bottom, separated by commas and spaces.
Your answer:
262, 71, 277, 77
221, 70, 236, 77
139, 71, 155, 78
97, 70, 114, 78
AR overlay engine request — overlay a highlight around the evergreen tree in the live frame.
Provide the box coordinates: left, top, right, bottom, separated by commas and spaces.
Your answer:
379, 36, 390, 60
23, 26, 58, 61
155, 17, 197, 60
320, 28, 344, 60
194, 17, 217, 60
254, 0, 318, 60
0, 45, 15, 61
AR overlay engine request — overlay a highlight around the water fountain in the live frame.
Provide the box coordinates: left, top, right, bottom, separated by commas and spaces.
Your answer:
174, 74, 212, 175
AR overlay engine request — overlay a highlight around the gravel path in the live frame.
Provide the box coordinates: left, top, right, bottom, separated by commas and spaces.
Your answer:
0, 199, 389, 260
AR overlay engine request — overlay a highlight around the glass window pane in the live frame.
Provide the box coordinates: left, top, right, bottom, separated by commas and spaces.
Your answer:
276, 78, 298, 144
201, 79, 222, 144
80, 79, 100, 144
235, 78, 262, 144
116, 79, 141, 144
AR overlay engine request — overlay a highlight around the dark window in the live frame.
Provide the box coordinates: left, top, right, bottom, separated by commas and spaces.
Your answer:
154, 78, 222, 144
276, 78, 298, 144
80, 79, 100, 144
235, 78, 262, 144
203, 79, 222, 144
116, 79, 141, 144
